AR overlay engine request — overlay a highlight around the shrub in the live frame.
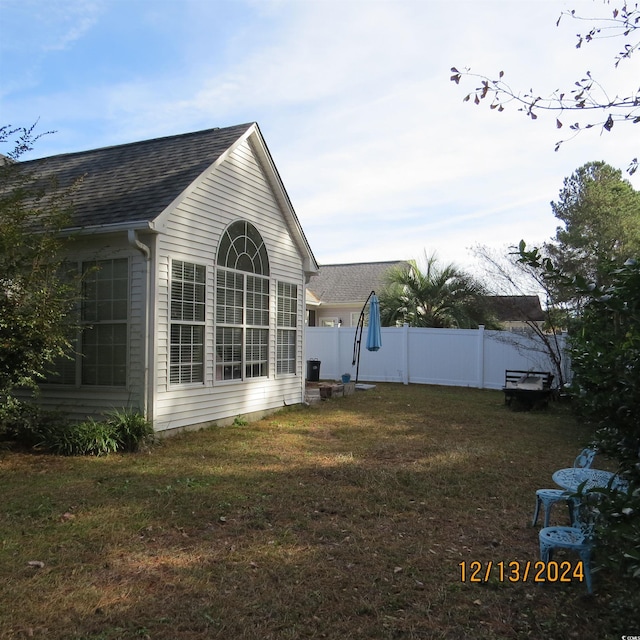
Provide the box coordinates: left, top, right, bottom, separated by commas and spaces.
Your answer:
0, 398, 66, 447
1, 402, 153, 456
568, 259, 640, 579
518, 246, 640, 581
105, 408, 154, 452
42, 418, 120, 456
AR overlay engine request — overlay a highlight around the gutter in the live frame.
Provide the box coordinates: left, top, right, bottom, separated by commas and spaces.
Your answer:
61, 220, 158, 237
127, 228, 152, 424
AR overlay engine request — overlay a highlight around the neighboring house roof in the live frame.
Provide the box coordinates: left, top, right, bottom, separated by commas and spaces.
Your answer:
484, 295, 545, 323
306, 261, 406, 305
306, 262, 546, 325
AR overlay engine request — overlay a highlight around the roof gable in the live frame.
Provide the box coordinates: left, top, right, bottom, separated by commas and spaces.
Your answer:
484, 295, 545, 322
9, 123, 318, 273
307, 261, 407, 304
15, 123, 254, 230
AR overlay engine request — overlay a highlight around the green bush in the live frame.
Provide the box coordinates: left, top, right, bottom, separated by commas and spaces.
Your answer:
518, 246, 640, 581
0, 398, 66, 447
1, 402, 153, 456
42, 418, 120, 456
105, 408, 154, 452
568, 259, 640, 579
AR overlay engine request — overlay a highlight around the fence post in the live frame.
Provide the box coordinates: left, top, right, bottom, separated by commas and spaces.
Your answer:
477, 325, 485, 389
402, 323, 410, 385
335, 325, 341, 380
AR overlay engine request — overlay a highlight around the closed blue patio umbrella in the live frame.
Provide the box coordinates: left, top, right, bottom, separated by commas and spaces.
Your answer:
353, 290, 382, 384
366, 293, 382, 352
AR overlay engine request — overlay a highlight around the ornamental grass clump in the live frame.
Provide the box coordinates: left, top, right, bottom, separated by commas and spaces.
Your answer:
104, 408, 154, 452
0, 403, 153, 456
42, 417, 120, 456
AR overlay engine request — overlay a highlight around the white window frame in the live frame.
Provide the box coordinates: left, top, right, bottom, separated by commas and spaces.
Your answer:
81, 258, 129, 387
169, 259, 206, 385
215, 220, 271, 384
215, 268, 270, 381
277, 281, 298, 375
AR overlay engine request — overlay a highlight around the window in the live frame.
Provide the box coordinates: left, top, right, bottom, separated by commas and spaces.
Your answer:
246, 327, 268, 378
215, 270, 243, 325
245, 275, 269, 378
170, 260, 206, 384
277, 282, 297, 375
44, 263, 79, 385
217, 220, 269, 275
215, 326, 242, 380
44, 333, 78, 385
215, 220, 270, 381
82, 258, 129, 386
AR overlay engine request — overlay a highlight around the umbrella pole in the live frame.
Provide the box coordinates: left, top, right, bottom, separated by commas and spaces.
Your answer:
352, 290, 375, 385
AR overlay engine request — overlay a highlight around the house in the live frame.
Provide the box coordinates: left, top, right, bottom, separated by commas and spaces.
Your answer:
13, 123, 318, 432
306, 261, 405, 327
483, 295, 546, 332
306, 263, 546, 332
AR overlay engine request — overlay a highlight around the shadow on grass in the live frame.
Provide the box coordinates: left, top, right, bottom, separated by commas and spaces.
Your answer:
1, 384, 638, 639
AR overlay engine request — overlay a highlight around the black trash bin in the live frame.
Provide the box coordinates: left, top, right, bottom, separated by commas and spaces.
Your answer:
306, 359, 321, 382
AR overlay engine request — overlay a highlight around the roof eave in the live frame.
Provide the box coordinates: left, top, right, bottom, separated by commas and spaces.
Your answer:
248, 125, 319, 276
60, 219, 158, 237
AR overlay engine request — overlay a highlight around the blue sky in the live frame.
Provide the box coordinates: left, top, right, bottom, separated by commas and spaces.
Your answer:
1, 0, 638, 276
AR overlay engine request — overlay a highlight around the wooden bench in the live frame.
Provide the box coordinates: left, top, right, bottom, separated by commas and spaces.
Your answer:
503, 370, 554, 410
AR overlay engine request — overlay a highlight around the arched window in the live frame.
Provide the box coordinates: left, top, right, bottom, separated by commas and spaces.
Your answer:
216, 221, 270, 381
217, 220, 270, 276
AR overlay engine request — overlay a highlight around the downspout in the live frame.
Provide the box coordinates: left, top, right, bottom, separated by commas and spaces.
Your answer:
128, 229, 151, 421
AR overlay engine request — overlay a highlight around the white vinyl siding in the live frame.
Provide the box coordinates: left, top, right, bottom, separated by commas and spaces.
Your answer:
153, 137, 308, 431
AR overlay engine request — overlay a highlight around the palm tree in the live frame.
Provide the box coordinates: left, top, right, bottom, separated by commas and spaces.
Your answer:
379, 253, 500, 329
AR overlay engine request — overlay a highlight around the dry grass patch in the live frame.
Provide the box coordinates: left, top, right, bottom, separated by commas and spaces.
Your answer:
1, 384, 638, 639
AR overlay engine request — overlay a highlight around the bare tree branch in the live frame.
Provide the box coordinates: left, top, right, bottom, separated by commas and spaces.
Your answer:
451, 1, 640, 172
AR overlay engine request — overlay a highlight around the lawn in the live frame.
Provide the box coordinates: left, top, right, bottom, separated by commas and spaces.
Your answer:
1, 384, 638, 639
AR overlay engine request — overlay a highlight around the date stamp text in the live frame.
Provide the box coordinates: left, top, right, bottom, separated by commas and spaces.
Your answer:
459, 560, 585, 584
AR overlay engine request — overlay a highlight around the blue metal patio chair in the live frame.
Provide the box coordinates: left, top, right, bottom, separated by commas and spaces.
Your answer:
532, 488, 576, 527
573, 447, 597, 469
538, 501, 598, 594
531, 447, 597, 527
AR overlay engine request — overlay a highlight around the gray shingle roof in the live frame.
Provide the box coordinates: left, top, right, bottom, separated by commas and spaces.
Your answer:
484, 295, 545, 322
13, 123, 254, 229
307, 261, 407, 304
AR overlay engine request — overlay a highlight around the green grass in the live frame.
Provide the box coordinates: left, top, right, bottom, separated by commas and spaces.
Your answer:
1, 384, 638, 639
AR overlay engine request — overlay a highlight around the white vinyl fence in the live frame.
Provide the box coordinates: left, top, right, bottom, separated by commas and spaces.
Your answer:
305, 325, 570, 390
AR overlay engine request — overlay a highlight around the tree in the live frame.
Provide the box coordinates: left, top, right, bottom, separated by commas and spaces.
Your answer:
0, 124, 80, 398
518, 244, 640, 581
473, 244, 570, 388
450, 1, 640, 173
378, 252, 500, 329
545, 161, 640, 284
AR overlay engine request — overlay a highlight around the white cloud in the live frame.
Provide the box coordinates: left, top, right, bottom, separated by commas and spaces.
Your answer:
1, 0, 637, 274
1, 0, 103, 52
